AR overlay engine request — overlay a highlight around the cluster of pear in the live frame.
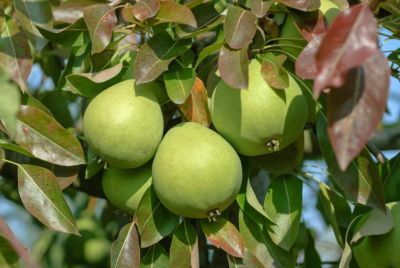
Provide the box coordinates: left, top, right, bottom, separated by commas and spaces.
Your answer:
83, 59, 308, 219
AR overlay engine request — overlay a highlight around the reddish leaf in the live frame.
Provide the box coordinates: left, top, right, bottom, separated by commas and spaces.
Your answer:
15, 105, 85, 166
0, 15, 32, 91
313, 4, 379, 96
201, 218, 245, 258
83, 4, 117, 54
218, 45, 249, 89
276, 0, 320, 11
156, 0, 197, 27
178, 77, 211, 127
170, 220, 199, 268
0, 218, 39, 268
260, 54, 289, 89
224, 5, 257, 49
111, 223, 141, 268
131, 0, 160, 22
250, 0, 272, 18
53, 0, 100, 24
327, 52, 390, 171
295, 34, 325, 79
18, 164, 79, 234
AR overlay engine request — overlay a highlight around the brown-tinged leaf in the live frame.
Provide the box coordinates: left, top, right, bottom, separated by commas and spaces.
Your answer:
134, 32, 192, 84
17, 164, 79, 234
0, 72, 20, 139
141, 243, 169, 267
131, 0, 160, 21
177, 77, 211, 126
66, 63, 127, 98
135, 187, 179, 248
0, 15, 32, 91
250, 0, 273, 18
52, 0, 101, 24
83, 4, 117, 54
170, 220, 199, 268
218, 45, 249, 89
316, 112, 386, 210
260, 54, 289, 89
276, 0, 320, 11
313, 4, 379, 96
295, 34, 325, 79
0, 218, 39, 268
111, 223, 140, 268
227, 248, 265, 268
51, 164, 79, 190
224, 5, 257, 49
201, 218, 245, 258
156, 0, 197, 27
14, 105, 85, 166
327, 53, 390, 171
14, 0, 53, 51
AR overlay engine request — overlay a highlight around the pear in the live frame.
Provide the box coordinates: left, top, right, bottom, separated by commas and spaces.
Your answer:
210, 60, 308, 156
152, 122, 242, 219
83, 80, 164, 169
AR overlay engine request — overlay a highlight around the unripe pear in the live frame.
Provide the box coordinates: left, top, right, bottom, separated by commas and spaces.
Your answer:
152, 122, 242, 219
102, 162, 152, 214
83, 80, 164, 169
352, 202, 400, 268
210, 60, 308, 156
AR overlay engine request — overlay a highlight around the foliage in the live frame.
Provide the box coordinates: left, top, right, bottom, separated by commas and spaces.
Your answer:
0, 0, 399, 267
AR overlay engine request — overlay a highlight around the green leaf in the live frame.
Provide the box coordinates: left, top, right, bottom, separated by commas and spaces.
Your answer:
0, 138, 33, 157
111, 223, 141, 268
201, 218, 245, 258
83, 4, 117, 54
227, 248, 265, 268
0, 15, 32, 91
170, 220, 199, 268
134, 33, 192, 84
195, 30, 224, 68
224, 5, 257, 49
85, 148, 103, 179
130, 0, 160, 21
381, 152, 400, 202
218, 45, 249, 89
0, 74, 21, 138
13, 0, 52, 51
156, 0, 197, 27
66, 63, 127, 98
0, 148, 4, 170
264, 175, 303, 250
14, 105, 85, 166
303, 230, 321, 267
141, 243, 169, 268
38, 19, 87, 46
0, 235, 19, 267
238, 210, 296, 268
21, 94, 53, 117
17, 164, 79, 234
316, 111, 386, 210
164, 68, 196, 104
135, 187, 179, 248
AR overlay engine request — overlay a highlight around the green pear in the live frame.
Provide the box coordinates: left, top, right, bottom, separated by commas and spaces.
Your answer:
210, 60, 308, 156
152, 122, 242, 219
352, 202, 400, 268
102, 162, 152, 214
83, 80, 164, 169
250, 132, 304, 174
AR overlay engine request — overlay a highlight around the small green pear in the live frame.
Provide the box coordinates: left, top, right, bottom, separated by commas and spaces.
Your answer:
83, 80, 164, 169
352, 202, 400, 268
152, 122, 242, 219
102, 162, 152, 214
210, 60, 308, 156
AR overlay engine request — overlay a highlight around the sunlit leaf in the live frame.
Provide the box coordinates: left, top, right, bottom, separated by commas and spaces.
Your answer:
218, 45, 249, 89
14, 105, 85, 166
163, 68, 196, 104
131, 0, 160, 21
201, 218, 245, 258
156, 0, 197, 27
177, 77, 211, 126
135, 187, 179, 248
17, 164, 79, 234
134, 32, 191, 84
227, 248, 265, 268
52, 0, 100, 24
264, 175, 303, 250
224, 5, 257, 49
84, 4, 117, 54
0, 73, 20, 139
170, 220, 199, 268
0, 15, 32, 91
111, 223, 140, 268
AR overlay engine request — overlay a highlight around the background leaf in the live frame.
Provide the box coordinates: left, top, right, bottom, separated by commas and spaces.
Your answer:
218, 45, 249, 89
17, 164, 79, 234
111, 223, 140, 268
224, 5, 257, 49
156, 0, 197, 27
276, 0, 320, 11
250, 0, 272, 18
170, 220, 199, 268
14, 105, 85, 166
264, 175, 303, 250
163, 68, 196, 104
